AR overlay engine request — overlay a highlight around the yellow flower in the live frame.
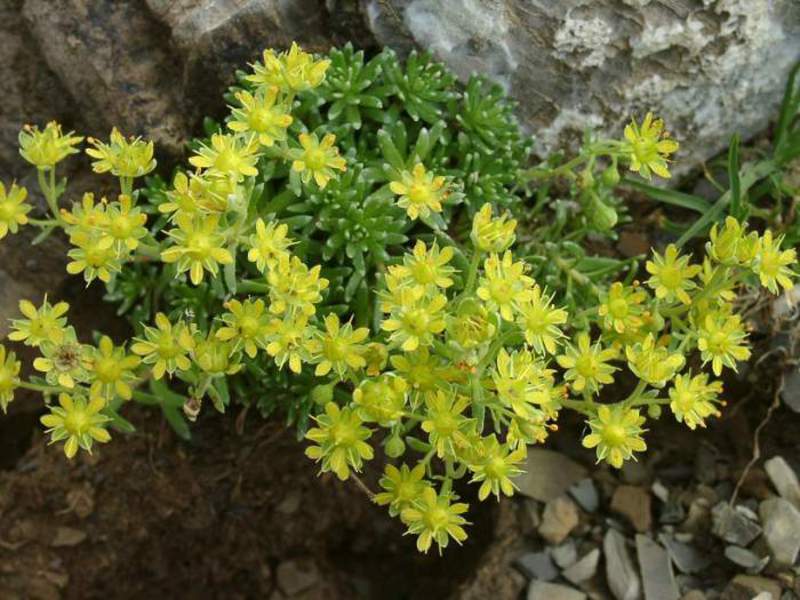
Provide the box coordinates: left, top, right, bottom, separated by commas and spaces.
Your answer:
308, 314, 369, 378
291, 132, 346, 189
89, 336, 141, 401
492, 348, 552, 420
131, 313, 195, 379
0, 345, 21, 413
265, 316, 311, 374
401, 485, 469, 554
352, 373, 408, 425
161, 214, 234, 285
193, 334, 243, 377
267, 254, 329, 317
40, 393, 111, 459
669, 372, 723, 430
228, 87, 293, 147
189, 133, 260, 179
388, 241, 456, 292
753, 230, 796, 294
246, 218, 294, 272
33, 328, 90, 389
102, 195, 148, 252
468, 435, 526, 501
216, 298, 272, 358
476, 251, 533, 322
382, 287, 447, 352
447, 298, 496, 350
247, 43, 331, 92
471, 203, 517, 253
598, 282, 647, 334
18, 121, 83, 170
8, 297, 70, 347
621, 113, 678, 179
389, 163, 448, 220
625, 334, 685, 388
390, 347, 457, 406
556, 332, 618, 394
646, 244, 701, 305
696, 312, 751, 376
707, 217, 747, 265
0, 181, 31, 239
582, 404, 647, 468
62, 192, 109, 233
421, 391, 472, 459
86, 127, 156, 178
66, 230, 121, 284
305, 402, 373, 480
375, 463, 429, 517
516, 285, 568, 355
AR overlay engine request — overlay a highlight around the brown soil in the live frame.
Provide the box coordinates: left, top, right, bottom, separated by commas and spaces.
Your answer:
0, 400, 504, 600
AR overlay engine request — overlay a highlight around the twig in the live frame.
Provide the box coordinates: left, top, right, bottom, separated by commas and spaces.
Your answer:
350, 473, 376, 501
730, 373, 785, 507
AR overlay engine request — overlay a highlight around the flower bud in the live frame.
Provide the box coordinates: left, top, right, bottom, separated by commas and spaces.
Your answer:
647, 404, 662, 419
471, 203, 516, 253
385, 432, 406, 458
311, 383, 335, 405
602, 164, 620, 187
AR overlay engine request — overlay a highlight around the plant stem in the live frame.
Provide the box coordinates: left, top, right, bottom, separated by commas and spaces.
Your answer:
19, 381, 63, 394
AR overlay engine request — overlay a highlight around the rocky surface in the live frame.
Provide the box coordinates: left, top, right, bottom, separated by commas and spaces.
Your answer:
367, 0, 800, 168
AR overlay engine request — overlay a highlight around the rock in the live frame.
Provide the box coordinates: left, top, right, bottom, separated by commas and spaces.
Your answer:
368, 0, 800, 172
680, 592, 705, 600
764, 456, 800, 509
721, 575, 782, 600
723, 546, 769, 574
711, 502, 762, 546
612, 486, 653, 533
604, 529, 641, 600
563, 548, 601, 585
651, 481, 669, 504
759, 497, 800, 565
51, 526, 87, 547
538, 495, 580, 544
636, 535, 679, 600
658, 535, 711, 575
782, 368, 800, 413
516, 450, 588, 503
516, 551, 558, 582
551, 540, 578, 569
569, 478, 599, 513
528, 581, 586, 600
276, 559, 319, 596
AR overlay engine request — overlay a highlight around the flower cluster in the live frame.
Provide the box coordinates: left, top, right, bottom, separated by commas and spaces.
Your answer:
2, 43, 796, 557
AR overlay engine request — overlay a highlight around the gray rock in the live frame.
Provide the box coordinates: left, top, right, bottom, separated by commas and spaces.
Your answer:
764, 456, 800, 509
658, 535, 711, 575
651, 481, 669, 504
721, 575, 782, 600
276, 558, 319, 596
528, 581, 586, 600
515, 450, 588, 502
516, 551, 558, 582
711, 502, 762, 546
723, 546, 769, 574
563, 548, 601, 585
782, 368, 800, 413
539, 495, 580, 545
759, 497, 800, 565
569, 478, 599, 513
636, 535, 679, 600
604, 529, 641, 600
368, 0, 800, 173
551, 540, 578, 569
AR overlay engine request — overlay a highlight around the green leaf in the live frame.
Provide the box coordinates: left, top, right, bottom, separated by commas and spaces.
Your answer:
774, 60, 800, 160
162, 404, 192, 441
622, 177, 710, 213
728, 134, 744, 220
